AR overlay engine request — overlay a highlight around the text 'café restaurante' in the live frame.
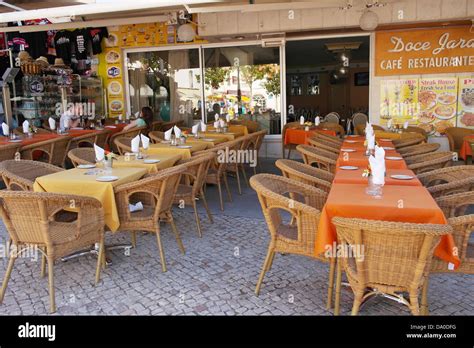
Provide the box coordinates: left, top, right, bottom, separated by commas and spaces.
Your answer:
0, 0, 472, 325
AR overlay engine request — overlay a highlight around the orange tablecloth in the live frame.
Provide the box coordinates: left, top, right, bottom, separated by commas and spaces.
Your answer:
0, 133, 60, 147
459, 135, 474, 160
333, 168, 421, 186
284, 128, 337, 146
336, 150, 407, 170
315, 184, 459, 267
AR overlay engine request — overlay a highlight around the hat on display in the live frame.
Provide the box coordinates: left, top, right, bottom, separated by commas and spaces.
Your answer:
35, 56, 49, 67
18, 51, 32, 62
54, 58, 66, 66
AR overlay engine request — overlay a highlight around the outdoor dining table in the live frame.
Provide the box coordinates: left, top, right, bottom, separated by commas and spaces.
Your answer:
200, 131, 241, 141
0, 133, 59, 147
207, 124, 248, 136
99, 153, 181, 173
33, 167, 147, 232
186, 135, 228, 146
336, 150, 407, 170
333, 168, 422, 186
458, 135, 474, 161
284, 127, 337, 146
146, 141, 208, 160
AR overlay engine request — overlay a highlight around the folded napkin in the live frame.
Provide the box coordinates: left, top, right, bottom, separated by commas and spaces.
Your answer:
129, 201, 144, 213
192, 123, 199, 135
2, 122, 9, 136
135, 111, 140, 118
200, 121, 207, 132
213, 121, 219, 128
173, 125, 182, 138
214, 114, 220, 121
387, 119, 392, 128
314, 116, 320, 126
164, 128, 172, 141
300, 116, 305, 125
22, 120, 30, 134
94, 144, 105, 162
226, 114, 230, 123
131, 135, 140, 153
118, 114, 123, 121
403, 121, 409, 129
48, 117, 56, 130
62, 115, 70, 130
140, 134, 150, 150
369, 146, 386, 186
219, 119, 226, 128
367, 134, 376, 150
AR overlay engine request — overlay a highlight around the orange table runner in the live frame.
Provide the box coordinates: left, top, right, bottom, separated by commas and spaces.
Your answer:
284, 128, 337, 146
315, 184, 459, 267
0, 133, 60, 147
336, 150, 407, 170
333, 168, 421, 186
459, 135, 474, 161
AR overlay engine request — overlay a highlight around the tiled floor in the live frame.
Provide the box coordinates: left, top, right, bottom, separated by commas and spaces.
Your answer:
0, 159, 472, 315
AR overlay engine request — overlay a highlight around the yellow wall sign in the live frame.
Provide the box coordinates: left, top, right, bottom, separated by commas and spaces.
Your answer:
375, 26, 474, 76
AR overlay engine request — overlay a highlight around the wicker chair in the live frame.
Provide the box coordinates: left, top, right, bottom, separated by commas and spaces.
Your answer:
406, 152, 453, 174
114, 137, 132, 155
354, 124, 365, 136
108, 126, 146, 153
282, 121, 300, 158
332, 217, 452, 315
296, 144, 338, 173
19, 136, 72, 168
68, 148, 96, 167
318, 122, 345, 136
0, 191, 105, 313
427, 177, 474, 198
69, 132, 97, 148
351, 113, 368, 129
307, 137, 340, 154
150, 120, 163, 132
114, 165, 186, 273
249, 174, 332, 301
148, 131, 165, 143
246, 129, 267, 174
95, 129, 112, 148
275, 159, 333, 193
0, 143, 21, 162
445, 127, 474, 153
404, 126, 428, 140
398, 143, 440, 158
159, 121, 180, 132
0, 160, 64, 191
226, 136, 251, 194
312, 131, 343, 144
173, 153, 215, 237
417, 165, 474, 187
324, 112, 340, 124
393, 136, 425, 149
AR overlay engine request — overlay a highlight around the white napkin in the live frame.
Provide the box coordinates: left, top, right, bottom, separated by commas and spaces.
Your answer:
300, 116, 305, 125
387, 119, 392, 128
315, 116, 320, 126
214, 114, 219, 121
369, 146, 386, 186
135, 111, 140, 118
94, 144, 105, 162
164, 128, 172, 141
192, 123, 199, 135
403, 121, 409, 129
48, 117, 56, 130
219, 119, 226, 128
226, 114, 230, 123
200, 121, 207, 132
118, 114, 123, 121
367, 134, 376, 150
129, 201, 144, 213
62, 115, 69, 129
2, 122, 9, 136
131, 135, 140, 153
173, 125, 181, 138
213, 121, 219, 128
140, 134, 150, 150
22, 120, 29, 134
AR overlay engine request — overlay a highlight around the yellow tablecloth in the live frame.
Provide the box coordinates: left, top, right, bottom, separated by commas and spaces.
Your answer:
186, 136, 228, 146
102, 153, 181, 173
206, 127, 245, 138
201, 131, 237, 141
146, 142, 208, 160
33, 167, 147, 232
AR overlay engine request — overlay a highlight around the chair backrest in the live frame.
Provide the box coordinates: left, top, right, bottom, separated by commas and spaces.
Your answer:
179, 152, 215, 196
50, 136, 72, 167
114, 137, 132, 155
332, 217, 451, 295
296, 144, 337, 173
159, 121, 177, 132
445, 127, 474, 151
393, 135, 425, 149
0, 190, 103, 245
0, 160, 63, 191
95, 129, 112, 148
399, 143, 440, 158
417, 165, 474, 187
324, 112, 340, 124
150, 120, 163, 132
312, 132, 343, 145
404, 126, 428, 140
354, 123, 365, 135
0, 143, 21, 162
19, 136, 72, 167
70, 133, 97, 148
318, 122, 345, 136
307, 138, 340, 154
435, 190, 474, 218
250, 174, 328, 257
275, 159, 333, 193
68, 148, 96, 167
427, 177, 474, 199
352, 113, 368, 128
406, 152, 453, 174
148, 131, 165, 143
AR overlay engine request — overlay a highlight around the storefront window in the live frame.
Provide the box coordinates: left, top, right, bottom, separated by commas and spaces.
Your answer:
126, 48, 201, 126
202, 45, 281, 134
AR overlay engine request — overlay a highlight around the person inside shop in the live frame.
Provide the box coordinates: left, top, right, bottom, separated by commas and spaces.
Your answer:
59, 103, 81, 130
123, 106, 153, 131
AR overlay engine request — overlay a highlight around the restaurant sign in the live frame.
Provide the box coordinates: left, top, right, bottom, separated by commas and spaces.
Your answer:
375, 26, 474, 76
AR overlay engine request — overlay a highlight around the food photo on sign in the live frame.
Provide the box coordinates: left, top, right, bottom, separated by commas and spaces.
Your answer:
458, 77, 474, 128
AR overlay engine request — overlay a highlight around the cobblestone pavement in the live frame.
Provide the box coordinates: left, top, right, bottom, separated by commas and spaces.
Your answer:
0, 210, 472, 315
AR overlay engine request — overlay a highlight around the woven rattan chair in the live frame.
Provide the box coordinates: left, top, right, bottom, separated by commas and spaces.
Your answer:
282, 121, 300, 158
318, 122, 345, 136
0, 160, 64, 191
67, 148, 96, 167
427, 177, 474, 198
312, 132, 343, 146
226, 136, 251, 194
399, 143, 440, 158
332, 217, 452, 315
275, 159, 333, 193
114, 165, 186, 273
69, 132, 97, 148
173, 153, 215, 238
150, 120, 163, 132
148, 131, 165, 143
95, 129, 112, 148
250, 174, 332, 302
0, 191, 105, 313
246, 129, 267, 174
114, 137, 132, 155
19, 136, 72, 168
406, 152, 453, 174
417, 165, 474, 187
324, 112, 340, 124
307, 137, 340, 154
0, 143, 21, 162
393, 135, 425, 149
351, 113, 368, 129
109, 126, 146, 153
404, 126, 428, 140
296, 144, 338, 173
445, 127, 474, 153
